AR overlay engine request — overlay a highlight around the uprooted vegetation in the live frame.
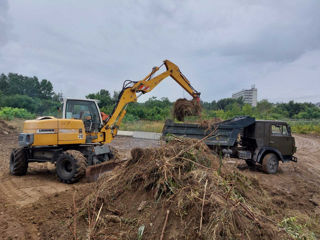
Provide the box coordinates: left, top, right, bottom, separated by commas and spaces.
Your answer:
173, 98, 202, 121
68, 137, 317, 240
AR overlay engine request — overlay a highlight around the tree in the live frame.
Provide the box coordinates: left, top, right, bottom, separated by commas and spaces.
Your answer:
39, 79, 54, 99
217, 98, 244, 110
86, 89, 113, 107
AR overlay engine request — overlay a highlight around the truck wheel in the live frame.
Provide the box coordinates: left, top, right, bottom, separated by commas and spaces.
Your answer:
245, 160, 256, 167
10, 148, 28, 176
56, 150, 87, 184
262, 153, 279, 174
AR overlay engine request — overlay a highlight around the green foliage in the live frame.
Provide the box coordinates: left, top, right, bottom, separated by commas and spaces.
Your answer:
86, 89, 115, 107
201, 99, 320, 123
0, 107, 35, 120
99, 95, 172, 122
289, 120, 320, 135
1, 71, 320, 132
0, 73, 60, 116
279, 217, 316, 240
216, 97, 244, 110
0, 73, 54, 99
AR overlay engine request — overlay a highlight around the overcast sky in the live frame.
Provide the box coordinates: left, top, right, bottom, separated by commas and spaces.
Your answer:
0, 0, 320, 103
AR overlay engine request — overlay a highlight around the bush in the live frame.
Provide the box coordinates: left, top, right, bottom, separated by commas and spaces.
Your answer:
0, 107, 35, 120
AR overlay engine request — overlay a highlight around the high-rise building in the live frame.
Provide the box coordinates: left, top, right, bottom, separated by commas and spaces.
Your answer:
232, 85, 257, 107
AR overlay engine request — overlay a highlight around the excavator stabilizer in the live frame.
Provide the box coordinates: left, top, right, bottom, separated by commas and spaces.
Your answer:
85, 159, 126, 182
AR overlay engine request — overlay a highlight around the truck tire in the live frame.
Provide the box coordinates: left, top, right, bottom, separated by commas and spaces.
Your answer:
262, 153, 279, 174
10, 148, 28, 176
56, 150, 87, 184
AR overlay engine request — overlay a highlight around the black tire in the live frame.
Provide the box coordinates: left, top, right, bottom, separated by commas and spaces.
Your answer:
245, 160, 256, 167
10, 148, 28, 176
56, 150, 87, 184
262, 153, 279, 174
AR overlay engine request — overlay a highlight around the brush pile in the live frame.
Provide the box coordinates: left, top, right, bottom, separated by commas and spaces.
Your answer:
173, 98, 201, 121
199, 118, 223, 132
77, 138, 287, 239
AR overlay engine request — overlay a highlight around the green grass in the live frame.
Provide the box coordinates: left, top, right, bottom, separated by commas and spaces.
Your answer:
288, 120, 320, 135
120, 120, 164, 133
279, 217, 316, 240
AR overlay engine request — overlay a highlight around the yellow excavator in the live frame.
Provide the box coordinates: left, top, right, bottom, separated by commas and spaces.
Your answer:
10, 60, 200, 183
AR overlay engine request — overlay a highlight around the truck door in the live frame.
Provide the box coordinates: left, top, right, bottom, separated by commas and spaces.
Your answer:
269, 124, 293, 156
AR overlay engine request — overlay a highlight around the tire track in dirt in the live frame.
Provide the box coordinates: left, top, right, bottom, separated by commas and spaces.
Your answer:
0, 172, 71, 206
0, 133, 160, 239
294, 134, 320, 178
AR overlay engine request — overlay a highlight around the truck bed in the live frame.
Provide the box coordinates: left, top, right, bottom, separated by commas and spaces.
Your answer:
162, 116, 255, 147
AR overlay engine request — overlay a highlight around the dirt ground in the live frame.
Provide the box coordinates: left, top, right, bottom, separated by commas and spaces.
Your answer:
0, 126, 319, 239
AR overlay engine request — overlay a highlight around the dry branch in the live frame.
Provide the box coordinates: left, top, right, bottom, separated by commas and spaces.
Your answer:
160, 210, 170, 240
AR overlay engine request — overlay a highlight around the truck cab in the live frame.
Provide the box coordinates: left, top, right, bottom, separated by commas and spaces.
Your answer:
242, 120, 297, 173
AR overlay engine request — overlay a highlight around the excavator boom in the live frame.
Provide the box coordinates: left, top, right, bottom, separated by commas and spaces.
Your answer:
100, 60, 200, 144
86, 60, 201, 180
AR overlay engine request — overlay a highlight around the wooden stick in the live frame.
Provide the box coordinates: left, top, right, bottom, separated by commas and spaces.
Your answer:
200, 180, 208, 232
160, 210, 170, 240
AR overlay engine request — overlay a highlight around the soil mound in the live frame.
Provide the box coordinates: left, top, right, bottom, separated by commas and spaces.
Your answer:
0, 120, 16, 135
173, 98, 201, 121
76, 138, 288, 239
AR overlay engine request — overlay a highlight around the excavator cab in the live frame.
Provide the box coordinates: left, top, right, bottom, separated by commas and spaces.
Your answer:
62, 98, 103, 133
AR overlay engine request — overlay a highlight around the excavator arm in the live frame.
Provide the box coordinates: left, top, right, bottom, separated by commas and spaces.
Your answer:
100, 60, 200, 143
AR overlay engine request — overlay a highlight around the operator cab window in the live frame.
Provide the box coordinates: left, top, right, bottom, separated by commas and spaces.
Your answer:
65, 100, 101, 132
271, 124, 289, 136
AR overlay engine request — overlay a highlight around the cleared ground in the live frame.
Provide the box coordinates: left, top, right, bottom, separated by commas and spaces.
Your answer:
0, 127, 319, 239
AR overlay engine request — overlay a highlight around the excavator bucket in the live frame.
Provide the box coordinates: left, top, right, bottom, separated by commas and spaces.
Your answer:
85, 160, 126, 182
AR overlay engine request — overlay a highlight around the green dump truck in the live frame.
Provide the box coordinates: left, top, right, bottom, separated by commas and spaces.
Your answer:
162, 116, 297, 174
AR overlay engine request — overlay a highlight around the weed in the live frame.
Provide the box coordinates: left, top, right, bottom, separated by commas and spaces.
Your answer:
279, 216, 316, 240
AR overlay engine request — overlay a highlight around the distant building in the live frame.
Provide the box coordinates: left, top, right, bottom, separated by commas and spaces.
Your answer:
232, 85, 257, 107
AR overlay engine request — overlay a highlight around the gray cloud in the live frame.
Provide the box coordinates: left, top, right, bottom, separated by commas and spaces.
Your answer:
0, 0, 9, 47
0, 0, 319, 103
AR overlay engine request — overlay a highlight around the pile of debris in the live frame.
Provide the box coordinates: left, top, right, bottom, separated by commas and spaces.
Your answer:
74, 138, 287, 239
173, 98, 201, 121
0, 120, 16, 135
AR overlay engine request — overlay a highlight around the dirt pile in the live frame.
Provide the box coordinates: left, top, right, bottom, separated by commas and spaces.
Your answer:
0, 120, 16, 135
74, 138, 289, 240
173, 98, 201, 121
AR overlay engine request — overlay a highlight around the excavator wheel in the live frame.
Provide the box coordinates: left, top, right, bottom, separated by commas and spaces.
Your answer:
56, 150, 87, 184
10, 147, 28, 176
